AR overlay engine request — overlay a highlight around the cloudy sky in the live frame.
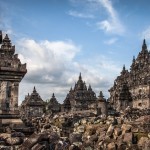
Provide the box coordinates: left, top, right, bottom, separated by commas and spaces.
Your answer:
0, 0, 150, 104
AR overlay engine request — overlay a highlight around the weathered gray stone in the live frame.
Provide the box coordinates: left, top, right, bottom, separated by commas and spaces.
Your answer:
144, 140, 150, 150
69, 132, 82, 144
6, 137, 23, 145
107, 142, 117, 150
116, 135, 124, 148
98, 131, 106, 142
77, 125, 85, 133
0, 133, 11, 140
31, 141, 49, 150
106, 124, 114, 137
96, 126, 107, 135
123, 132, 133, 144
31, 144, 44, 150
85, 125, 96, 136
81, 118, 87, 124
11, 132, 25, 137
0, 146, 11, 150
84, 146, 93, 150
138, 137, 150, 149
117, 144, 127, 150
148, 133, 150, 138
114, 127, 122, 136
121, 124, 132, 134
43, 124, 51, 129
89, 134, 98, 143
69, 144, 81, 150
48, 132, 59, 143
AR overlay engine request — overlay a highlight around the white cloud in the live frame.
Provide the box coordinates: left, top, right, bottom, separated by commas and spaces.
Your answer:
68, 10, 95, 18
69, 0, 125, 35
17, 39, 80, 78
96, 0, 125, 35
17, 39, 81, 103
16, 38, 121, 104
104, 38, 118, 45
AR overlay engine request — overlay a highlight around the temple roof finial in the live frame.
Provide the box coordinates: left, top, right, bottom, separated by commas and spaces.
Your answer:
132, 56, 135, 63
99, 91, 104, 98
123, 64, 125, 71
79, 72, 82, 80
143, 39, 146, 44
52, 93, 55, 98
33, 86, 36, 93
5, 34, 8, 38
2, 33, 11, 46
121, 64, 126, 74
3, 34, 10, 41
142, 39, 147, 51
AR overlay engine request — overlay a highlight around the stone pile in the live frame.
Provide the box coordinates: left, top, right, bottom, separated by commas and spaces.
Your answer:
0, 113, 149, 149
0, 127, 25, 150
70, 115, 150, 150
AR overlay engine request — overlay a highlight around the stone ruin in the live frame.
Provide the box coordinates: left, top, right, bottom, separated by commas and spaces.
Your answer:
0, 31, 27, 128
109, 39, 150, 112
20, 87, 45, 118
0, 31, 149, 149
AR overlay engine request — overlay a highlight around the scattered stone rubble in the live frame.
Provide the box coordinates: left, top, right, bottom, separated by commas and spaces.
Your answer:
0, 108, 150, 150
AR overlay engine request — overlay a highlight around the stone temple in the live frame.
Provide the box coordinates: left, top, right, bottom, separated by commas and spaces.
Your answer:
109, 39, 150, 111
58, 73, 108, 116
62, 73, 101, 112
46, 93, 61, 114
0, 31, 27, 126
20, 87, 45, 118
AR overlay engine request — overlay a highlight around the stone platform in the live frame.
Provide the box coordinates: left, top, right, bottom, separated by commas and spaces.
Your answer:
0, 114, 34, 136
0, 112, 23, 126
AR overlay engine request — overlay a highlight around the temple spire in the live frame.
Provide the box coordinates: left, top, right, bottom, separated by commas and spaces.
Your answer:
3, 34, 10, 42
88, 84, 92, 91
5, 34, 8, 39
33, 86, 36, 93
123, 64, 125, 71
98, 91, 104, 98
121, 65, 126, 75
2, 34, 11, 47
52, 93, 55, 98
142, 39, 147, 51
132, 56, 135, 63
79, 72, 82, 80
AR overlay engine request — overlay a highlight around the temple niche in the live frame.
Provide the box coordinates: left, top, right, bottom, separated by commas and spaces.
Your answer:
20, 87, 45, 117
109, 39, 150, 111
0, 31, 27, 114
62, 73, 97, 112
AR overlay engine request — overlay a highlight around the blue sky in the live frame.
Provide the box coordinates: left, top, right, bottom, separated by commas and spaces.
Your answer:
0, 0, 150, 104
